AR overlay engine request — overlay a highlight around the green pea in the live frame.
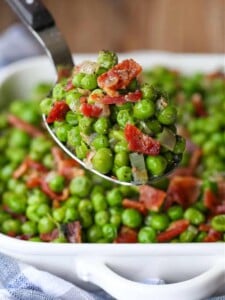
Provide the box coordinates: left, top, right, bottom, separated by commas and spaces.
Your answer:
32, 82, 52, 100
110, 214, 121, 228
128, 78, 139, 92
211, 215, 225, 232
122, 208, 143, 228
141, 84, 156, 101
106, 188, 123, 207
0, 164, 15, 181
40, 98, 53, 115
52, 83, 66, 100
92, 148, 113, 174
91, 193, 107, 212
52, 236, 68, 243
64, 196, 80, 208
21, 221, 38, 236
55, 123, 72, 142
146, 155, 167, 176
69, 176, 92, 197
133, 99, 155, 120
179, 226, 198, 242
173, 136, 186, 154
65, 111, 80, 125
90, 185, 105, 197
29, 237, 42, 242
30, 136, 52, 157
28, 189, 49, 206
67, 127, 82, 148
150, 213, 169, 231
116, 166, 132, 182
81, 74, 98, 90
53, 207, 66, 222
9, 129, 30, 148
146, 119, 163, 134
3, 192, 27, 214
6, 148, 26, 164
102, 223, 117, 241
167, 205, 184, 221
38, 216, 55, 234
94, 117, 110, 134
114, 151, 129, 167
195, 231, 207, 242
92, 135, 109, 150
64, 207, 79, 223
43, 154, 54, 169
2, 219, 22, 235
117, 110, 134, 128
79, 117, 94, 134
0, 211, 11, 224
184, 208, 205, 225
78, 199, 93, 213
65, 91, 82, 111
72, 73, 85, 88
138, 227, 156, 243
87, 225, 103, 242
48, 174, 65, 193
157, 105, 177, 125
88, 89, 104, 103
95, 211, 109, 226
97, 50, 118, 69
114, 141, 128, 153
80, 211, 93, 228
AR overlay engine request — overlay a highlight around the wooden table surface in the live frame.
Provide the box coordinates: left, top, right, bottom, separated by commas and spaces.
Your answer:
0, 0, 224, 53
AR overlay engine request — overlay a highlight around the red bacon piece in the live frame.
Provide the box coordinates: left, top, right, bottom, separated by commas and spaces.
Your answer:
139, 185, 166, 212
203, 229, 222, 242
122, 199, 147, 215
64, 79, 74, 92
98, 59, 142, 92
46, 101, 70, 124
8, 114, 43, 137
191, 94, 207, 117
165, 176, 201, 209
115, 226, 138, 243
40, 228, 59, 242
80, 103, 102, 117
157, 220, 189, 242
124, 124, 160, 155
101, 90, 142, 105
66, 221, 82, 243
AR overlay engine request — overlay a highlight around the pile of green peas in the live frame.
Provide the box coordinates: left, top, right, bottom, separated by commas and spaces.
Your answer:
41, 51, 185, 183
0, 67, 225, 243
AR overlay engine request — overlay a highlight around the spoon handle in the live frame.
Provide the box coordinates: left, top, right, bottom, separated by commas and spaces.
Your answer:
5, 0, 74, 72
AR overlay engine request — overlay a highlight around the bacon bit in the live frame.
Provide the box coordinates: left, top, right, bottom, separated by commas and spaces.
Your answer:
206, 71, 225, 80
199, 224, 211, 232
215, 204, 225, 214
7, 114, 43, 137
80, 103, 102, 117
115, 226, 137, 243
64, 79, 74, 92
16, 234, 31, 240
26, 174, 41, 188
139, 185, 166, 212
101, 90, 142, 105
40, 228, 59, 242
51, 147, 66, 164
7, 232, 17, 237
66, 221, 82, 243
124, 124, 160, 155
27, 158, 48, 172
157, 219, 189, 242
218, 181, 225, 201
122, 199, 147, 215
203, 189, 219, 212
57, 66, 72, 81
165, 176, 201, 209
40, 179, 69, 201
203, 229, 222, 242
46, 101, 70, 124
13, 159, 28, 179
98, 59, 142, 93
13, 158, 47, 179
191, 94, 207, 117
189, 148, 203, 173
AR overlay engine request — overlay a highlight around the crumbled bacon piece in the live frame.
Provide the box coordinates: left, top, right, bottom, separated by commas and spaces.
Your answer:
64, 79, 74, 92
66, 221, 82, 243
101, 90, 142, 105
13, 157, 47, 179
80, 103, 102, 117
7, 114, 43, 137
191, 93, 207, 117
165, 176, 201, 209
203, 189, 219, 212
139, 185, 166, 212
124, 124, 160, 155
157, 220, 189, 242
40, 228, 60, 242
40, 179, 69, 201
203, 229, 222, 242
98, 59, 142, 93
115, 226, 137, 243
122, 199, 147, 215
46, 101, 70, 124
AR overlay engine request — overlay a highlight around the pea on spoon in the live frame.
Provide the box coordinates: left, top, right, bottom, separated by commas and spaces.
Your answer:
6, 0, 184, 186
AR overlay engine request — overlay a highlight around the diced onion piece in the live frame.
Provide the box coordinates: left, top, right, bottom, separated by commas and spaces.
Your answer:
157, 128, 176, 151
129, 152, 148, 184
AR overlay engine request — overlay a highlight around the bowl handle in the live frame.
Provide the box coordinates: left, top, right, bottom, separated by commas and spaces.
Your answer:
76, 258, 225, 300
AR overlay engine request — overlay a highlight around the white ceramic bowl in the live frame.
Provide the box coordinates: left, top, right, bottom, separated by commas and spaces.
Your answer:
0, 52, 225, 300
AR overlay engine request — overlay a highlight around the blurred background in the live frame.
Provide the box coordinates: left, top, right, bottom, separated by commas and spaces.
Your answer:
0, 0, 224, 54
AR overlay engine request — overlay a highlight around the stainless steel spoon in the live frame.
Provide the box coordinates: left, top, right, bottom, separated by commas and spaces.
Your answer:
6, 0, 181, 186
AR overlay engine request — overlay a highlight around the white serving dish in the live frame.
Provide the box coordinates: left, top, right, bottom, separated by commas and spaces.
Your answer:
0, 52, 225, 300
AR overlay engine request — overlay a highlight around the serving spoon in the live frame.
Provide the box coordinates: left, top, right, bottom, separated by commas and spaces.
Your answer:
6, 0, 182, 186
